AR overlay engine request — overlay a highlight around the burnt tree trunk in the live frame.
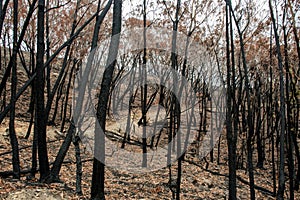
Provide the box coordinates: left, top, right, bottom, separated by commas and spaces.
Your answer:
35, 0, 50, 182
8, 0, 20, 179
91, 0, 122, 199
269, 1, 286, 199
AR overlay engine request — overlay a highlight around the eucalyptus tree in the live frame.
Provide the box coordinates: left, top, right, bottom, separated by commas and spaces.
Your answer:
91, 0, 122, 199
8, 0, 20, 180
269, 0, 286, 199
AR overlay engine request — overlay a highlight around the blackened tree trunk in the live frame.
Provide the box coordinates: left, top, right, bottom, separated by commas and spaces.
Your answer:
91, 0, 113, 50
169, 0, 182, 199
35, 0, 50, 182
48, 121, 75, 182
269, 23, 277, 196
230, 3, 239, 188
8, 0, 20, 179
91, 0, 122, 199
225, 3, 236, 199
227, 0, 255, 198
269, 1, 286, 199
255, 77, 264, 169
73, 134, 83, 195
141, 0, 148, 168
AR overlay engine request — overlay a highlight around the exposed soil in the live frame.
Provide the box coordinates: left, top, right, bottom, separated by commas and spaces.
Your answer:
0, 118, 298, 199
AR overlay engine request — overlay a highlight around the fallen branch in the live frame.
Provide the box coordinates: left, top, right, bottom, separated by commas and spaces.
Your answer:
0, 158, 93, 178
0, 139, 61, 156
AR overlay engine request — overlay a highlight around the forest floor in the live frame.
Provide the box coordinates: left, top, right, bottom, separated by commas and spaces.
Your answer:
0, 119, 299, 199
